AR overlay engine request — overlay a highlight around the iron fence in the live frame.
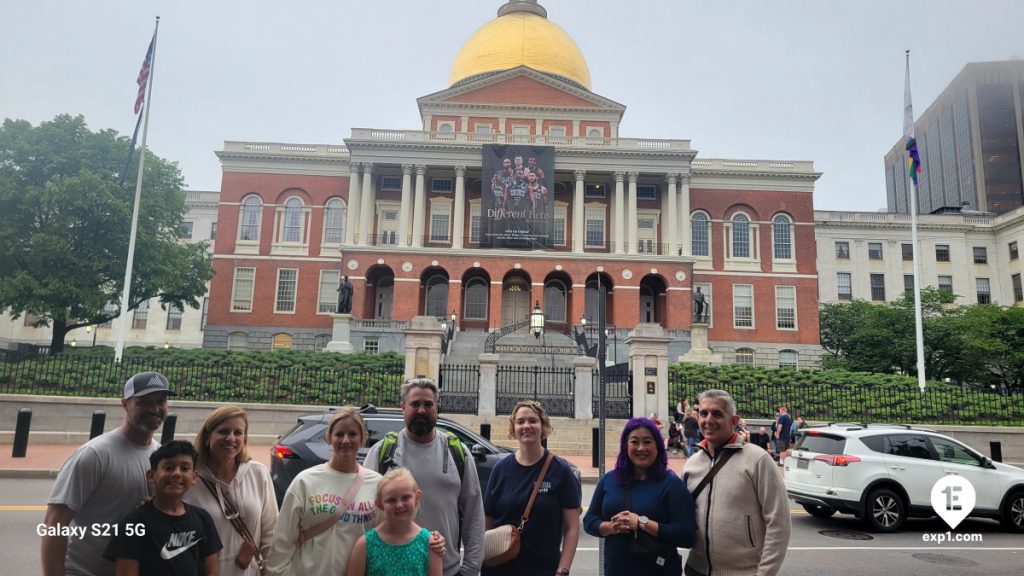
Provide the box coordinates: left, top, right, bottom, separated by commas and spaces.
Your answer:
497, 364, 575, 417
438, 363, 479, 415
593, 363, 632, 419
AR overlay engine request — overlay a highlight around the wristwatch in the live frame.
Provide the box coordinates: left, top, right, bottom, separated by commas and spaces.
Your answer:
557, 568, 570, 576
638, 515, 650, 532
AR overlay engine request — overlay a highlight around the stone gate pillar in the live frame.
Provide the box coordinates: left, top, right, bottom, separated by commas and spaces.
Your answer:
573, 355, 597, 419
625, 324, 672, 424
402, 316, 444, 381
477, 353, 499, 418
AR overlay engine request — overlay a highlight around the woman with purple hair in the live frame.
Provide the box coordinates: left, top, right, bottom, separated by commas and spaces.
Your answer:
583, 417, 696, 575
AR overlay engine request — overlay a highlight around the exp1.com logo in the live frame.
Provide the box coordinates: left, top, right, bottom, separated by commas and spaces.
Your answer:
922, 475, 983, 543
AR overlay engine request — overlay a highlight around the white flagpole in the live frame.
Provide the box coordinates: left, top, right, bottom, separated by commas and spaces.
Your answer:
903, 50, 927, 392
115, 17, 160, 363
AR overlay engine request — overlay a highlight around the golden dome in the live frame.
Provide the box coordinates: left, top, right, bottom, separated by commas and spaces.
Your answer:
449, 6, 591, 90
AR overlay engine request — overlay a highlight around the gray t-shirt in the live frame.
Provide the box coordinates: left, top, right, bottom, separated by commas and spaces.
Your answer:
48, 429, 158, 576
365, 430, 485, 576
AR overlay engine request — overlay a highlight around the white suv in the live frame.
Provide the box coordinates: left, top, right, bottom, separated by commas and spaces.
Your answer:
783, 424, 1024, 532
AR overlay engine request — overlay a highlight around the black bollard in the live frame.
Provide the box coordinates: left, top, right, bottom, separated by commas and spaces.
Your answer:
89, 410, 106, 440
592, 426, 600, 469
480, 422, 491, 441
160, 412, 177, 445
12, 408, 31, 458
990, 441, 1002, 463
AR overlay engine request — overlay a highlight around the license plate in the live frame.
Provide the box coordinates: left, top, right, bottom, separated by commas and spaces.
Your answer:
797, 458, 810, 469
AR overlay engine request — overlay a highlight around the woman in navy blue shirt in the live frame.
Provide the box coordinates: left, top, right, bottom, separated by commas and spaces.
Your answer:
483, 400, 581, 576
584, 417, 696, 575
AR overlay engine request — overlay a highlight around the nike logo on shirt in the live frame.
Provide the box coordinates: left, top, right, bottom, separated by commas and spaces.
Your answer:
160, 531, 202, 560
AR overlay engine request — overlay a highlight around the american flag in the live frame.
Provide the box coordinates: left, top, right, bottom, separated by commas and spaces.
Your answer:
134, 35, 155, 114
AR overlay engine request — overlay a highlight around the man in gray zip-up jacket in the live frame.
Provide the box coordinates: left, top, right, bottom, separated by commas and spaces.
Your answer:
683, 390, 791, 576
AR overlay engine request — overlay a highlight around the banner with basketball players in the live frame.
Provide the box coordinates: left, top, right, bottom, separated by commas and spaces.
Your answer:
480, 144, 555, 249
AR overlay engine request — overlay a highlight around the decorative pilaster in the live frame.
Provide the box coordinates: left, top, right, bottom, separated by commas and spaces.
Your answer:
678, 173, 691, 256
359, 164, 375, 245
452, 165, 467, 250
399, 164, 413, 247
665, 174, 678, 255
614, 171, 625, 254
627, 172, 639, 255
573, 170, 585, 253
344, 163, 361, 245
412, 165, 426, 247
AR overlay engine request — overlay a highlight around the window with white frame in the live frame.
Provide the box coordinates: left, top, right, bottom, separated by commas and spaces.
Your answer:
735, 348, 755, 366
868, 242, 883, 260
511, 125, 531, 135
733, 284, 753, 328
474, 124, 492, 134
543, 281, 567, 322
937, 275, 953, 293
379, 176, 401, 190
178, 221, 194, 239
166, 304, 183, 330
837, 272, 852, 300
547, 125, 566, 137
637, 217, 656, 254
586, 127, 604, 139
731, 213, 751, 258
775, 285, 796, 329
377, 208, 399, 246
976, 277, 991, 304
779, 349, 798, 368
227, 332, 248, 350
772, 214, 793, 260
469, 204, 481, 243
231, 267, 255, 312
429, 202, 451, 242
275, 269, 298, 313
585, 183, 606, 198
436, 122, 454, 133
431, 178, 453, 193
281, 198, 304, 243
637, 185, 657, 200
323, 198, 345, 245
553, 206, 567, 246
363, 337, 380, 354
239, 196, 262, 241
318, 270, 341, 313
691, 212, 710, 257
464, 278, 489, 320
132, 300, 149, 330
585, 207, 605, 247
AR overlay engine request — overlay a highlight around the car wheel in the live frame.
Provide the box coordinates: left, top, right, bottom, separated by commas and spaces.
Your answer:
1000, 490, 1024, 533
802, 503, 836, 519
863, 488, 905, 532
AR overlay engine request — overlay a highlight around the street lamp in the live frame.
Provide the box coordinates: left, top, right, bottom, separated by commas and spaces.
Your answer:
85, 325, 97, 347
163, 341, 170, 350
441, 310, 457, 355
530, 301, 544, 339
70, 338, 77, 349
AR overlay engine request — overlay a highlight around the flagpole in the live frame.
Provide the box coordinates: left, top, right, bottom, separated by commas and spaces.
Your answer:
115, 16, 160, 363
904, 50, 927, 392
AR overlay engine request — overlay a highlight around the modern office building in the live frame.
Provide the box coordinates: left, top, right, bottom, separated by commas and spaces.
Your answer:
885, 60, 1024, 215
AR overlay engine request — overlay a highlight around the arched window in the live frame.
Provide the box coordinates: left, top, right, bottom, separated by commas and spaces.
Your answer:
272, 333, 293, 350
772, 214, 793, 260
735, 347, 755, 366
227, 331, 248, 350
543, 280, 567, 322
283, 198, 303, 243
691, 211, 710, 256
438, 122, 454, 133
424, 274, 449, 317
779, 349, 798, 369
587, 128, 603, 138
323, 198, 346, 245
731, 213, 750, 258
239, 196, 262, 241
463, 278, 489, 320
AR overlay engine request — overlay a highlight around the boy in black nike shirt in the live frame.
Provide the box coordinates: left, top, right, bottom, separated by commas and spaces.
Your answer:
104, 440, 222, 575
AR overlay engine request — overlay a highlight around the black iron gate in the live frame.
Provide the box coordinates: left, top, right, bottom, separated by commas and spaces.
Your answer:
496, 365, 575, 417
438, 363, 479, 415
593, 362, 632, 419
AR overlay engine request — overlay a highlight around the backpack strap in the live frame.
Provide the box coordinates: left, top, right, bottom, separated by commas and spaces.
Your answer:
378, 431, 400, 474
690, 447, 737, 499
446, 434, 466, 482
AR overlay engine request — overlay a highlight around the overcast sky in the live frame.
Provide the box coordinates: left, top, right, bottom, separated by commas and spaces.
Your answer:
3, 0, 1022, 212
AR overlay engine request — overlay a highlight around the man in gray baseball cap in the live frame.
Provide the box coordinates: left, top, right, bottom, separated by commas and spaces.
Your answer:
42, 371, 174, 576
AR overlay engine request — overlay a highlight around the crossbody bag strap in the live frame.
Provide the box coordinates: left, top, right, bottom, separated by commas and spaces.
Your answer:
691, 447, 737, 499
518, 452, 554, 531
200, 474, 264, 568
297, 466, 365, 546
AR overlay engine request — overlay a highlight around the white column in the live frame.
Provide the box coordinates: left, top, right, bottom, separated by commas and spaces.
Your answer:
452, 165, 466, 250
344, 163, 361, 245
399, 164, 412, 247
359, 163, 375, 245
627, 172, 639, 255
614, 171, 625, 254
666, 174, 678, 256
412, 164, 426, 247
678, 172, 691, 256
573, 170, 585, 253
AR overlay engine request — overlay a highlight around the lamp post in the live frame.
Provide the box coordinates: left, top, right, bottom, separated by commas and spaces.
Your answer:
441, 310, 457, 355
70, 338, 77, 349
85, 325, 97, 347
530, 301, 544, 339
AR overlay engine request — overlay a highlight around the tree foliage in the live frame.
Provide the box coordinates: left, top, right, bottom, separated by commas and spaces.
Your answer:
0, 115, 212, 352
820, 288, 1024, 394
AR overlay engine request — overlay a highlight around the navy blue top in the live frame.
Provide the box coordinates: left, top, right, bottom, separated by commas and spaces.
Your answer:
777, 413, 794, 442
583, 472, 696, 576
483, 451, 581, 576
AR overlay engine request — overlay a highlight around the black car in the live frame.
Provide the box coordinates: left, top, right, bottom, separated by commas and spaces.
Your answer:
270, 405, 513, 505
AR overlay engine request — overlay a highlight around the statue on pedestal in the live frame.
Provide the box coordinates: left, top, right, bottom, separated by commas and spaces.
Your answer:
336, 275, 353, 314
693, 286, 707, 324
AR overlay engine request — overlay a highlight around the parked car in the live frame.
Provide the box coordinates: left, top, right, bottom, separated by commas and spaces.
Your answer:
784, 423, 1024, 533
270, 405, 514, 505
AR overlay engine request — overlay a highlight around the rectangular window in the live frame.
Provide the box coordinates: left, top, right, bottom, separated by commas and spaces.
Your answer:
231, 268, 256, 312
553, 207, 567, 246
23, 312, 39, 327
474, 124, 491, 134
469, 205, 481, 243
431, 178, 453, 193
379, 176, 402, 190
210, 222, 218, 240
318, 270, 341, 313
165, 304, 183, 330
585, 208, 605, 247
868, 242, 883, 260
585, 183, 606, 198
363, 337, 380, 355
733, 284, 753, 328
636, 185, 657, 200
973, 246, 988, 264
937, 275, 953, 293
132, 301, 149, 330
837, 272, 852, 301
775, 285, 796, 329
904, 274, 915, 295
275, 269, 298, 313
976, 278, 991, 304
547, 126, 566, 137
201, 298, 208, 331
691, 216, 709, 257
178, 221, 194, 239
429, 204, 451, 242
835, 241, 850, 259
935, 244, 951, 262
1010, 241, 1020, 261
1013, 273, 1023, 302
870, 273, 886, 301
511, 125, 531, 135
902, 243, 914, 261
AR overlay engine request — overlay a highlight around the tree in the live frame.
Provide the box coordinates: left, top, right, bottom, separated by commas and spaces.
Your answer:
0, 115, 213, 353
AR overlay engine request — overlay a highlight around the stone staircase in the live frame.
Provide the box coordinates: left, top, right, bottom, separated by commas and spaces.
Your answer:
444, 326, 582, 367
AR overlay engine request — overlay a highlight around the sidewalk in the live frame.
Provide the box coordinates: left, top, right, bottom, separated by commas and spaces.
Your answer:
1, 442, 691, 482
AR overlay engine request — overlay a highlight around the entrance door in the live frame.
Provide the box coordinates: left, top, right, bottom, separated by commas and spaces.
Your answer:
375, 277, 394, 319
640, 286, 655, 323
502, 277, 531, 325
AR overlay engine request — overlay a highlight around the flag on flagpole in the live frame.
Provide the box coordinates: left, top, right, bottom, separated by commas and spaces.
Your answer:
902, 52, 922, 184
134, 35, 155, 114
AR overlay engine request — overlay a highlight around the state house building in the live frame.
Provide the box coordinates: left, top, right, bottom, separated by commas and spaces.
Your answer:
205, 0, 823, 367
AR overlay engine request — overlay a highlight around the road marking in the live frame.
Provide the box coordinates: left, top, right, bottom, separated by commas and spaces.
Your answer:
0, 505, 46, 511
